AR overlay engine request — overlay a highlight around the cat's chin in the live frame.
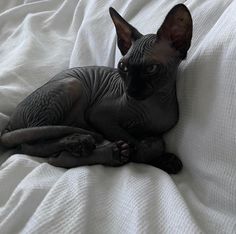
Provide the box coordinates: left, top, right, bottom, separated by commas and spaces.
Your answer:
126, 89, 154, 101
127, 93, 151, 101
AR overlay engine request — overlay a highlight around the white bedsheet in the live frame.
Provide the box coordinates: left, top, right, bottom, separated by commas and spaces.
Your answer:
0, 0, 236, 233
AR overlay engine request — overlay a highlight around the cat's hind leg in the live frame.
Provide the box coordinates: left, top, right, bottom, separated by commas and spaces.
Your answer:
132, 137, 183, 174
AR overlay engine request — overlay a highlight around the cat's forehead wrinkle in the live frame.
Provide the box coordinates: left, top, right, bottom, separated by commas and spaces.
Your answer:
126, 34, 156, 65
122, 34, 178, 66
124, 34, 178, 66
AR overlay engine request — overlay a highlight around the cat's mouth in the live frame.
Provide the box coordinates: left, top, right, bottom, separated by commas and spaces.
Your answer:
128, 94, 147, 100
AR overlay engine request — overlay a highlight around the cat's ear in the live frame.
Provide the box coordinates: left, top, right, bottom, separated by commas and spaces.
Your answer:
157, 4, 193, 59
109, 7, 143, 55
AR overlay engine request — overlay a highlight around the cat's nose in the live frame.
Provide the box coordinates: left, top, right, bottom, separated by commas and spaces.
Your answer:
126, 86, 138, 95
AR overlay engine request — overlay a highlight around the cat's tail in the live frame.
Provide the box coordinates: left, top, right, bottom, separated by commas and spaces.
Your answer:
0, 126, 103, 148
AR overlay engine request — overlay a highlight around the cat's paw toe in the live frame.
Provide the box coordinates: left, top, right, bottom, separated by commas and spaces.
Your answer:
117, 140, 130, 163
111, 140, 130, 166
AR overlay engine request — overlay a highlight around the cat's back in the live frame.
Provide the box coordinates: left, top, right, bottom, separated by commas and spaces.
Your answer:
51, 66, 124, 102
51, 66, 119, 87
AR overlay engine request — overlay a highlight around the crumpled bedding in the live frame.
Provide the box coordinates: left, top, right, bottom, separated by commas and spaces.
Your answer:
0, 0, 235, 233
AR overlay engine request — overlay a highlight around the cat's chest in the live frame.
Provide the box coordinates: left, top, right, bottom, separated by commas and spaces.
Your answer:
120, 104, 161, 136
120, 101, 178, 137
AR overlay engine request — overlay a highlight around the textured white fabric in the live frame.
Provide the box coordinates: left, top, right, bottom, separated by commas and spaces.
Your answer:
0, 0, 236, 233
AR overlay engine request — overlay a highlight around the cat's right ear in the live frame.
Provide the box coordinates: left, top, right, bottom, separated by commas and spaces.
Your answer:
109, 7, 143, 55
156, 4, 193, 59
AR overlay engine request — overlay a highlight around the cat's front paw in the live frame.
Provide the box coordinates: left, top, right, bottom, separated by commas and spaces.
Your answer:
109, 140, 130, 167
152, 153, 183, 174
60, 133, 96, 157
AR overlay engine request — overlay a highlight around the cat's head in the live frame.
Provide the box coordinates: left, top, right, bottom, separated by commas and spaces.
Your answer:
109, 4, 192, 100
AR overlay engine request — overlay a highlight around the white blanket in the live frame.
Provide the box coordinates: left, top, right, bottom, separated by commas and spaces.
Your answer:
0, 0, 236, 233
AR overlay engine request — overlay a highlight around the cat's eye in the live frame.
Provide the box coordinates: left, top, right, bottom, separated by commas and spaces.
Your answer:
118, 62, 128, 72
145, 65, 158, 74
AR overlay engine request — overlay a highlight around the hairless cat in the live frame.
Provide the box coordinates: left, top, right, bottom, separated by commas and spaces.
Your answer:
0, 4, 192, 174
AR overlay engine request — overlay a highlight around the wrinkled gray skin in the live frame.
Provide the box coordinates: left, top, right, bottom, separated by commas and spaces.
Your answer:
0, 4, 192, 174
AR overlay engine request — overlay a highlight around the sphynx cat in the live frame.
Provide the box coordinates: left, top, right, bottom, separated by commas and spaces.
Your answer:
0, 4, 192, 174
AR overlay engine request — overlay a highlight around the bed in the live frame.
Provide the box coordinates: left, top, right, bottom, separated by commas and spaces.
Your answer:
0, 0, 235, 233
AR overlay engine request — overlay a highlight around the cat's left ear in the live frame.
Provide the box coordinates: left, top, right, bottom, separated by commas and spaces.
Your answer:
109, 7, 143, 55
157, 4, 193, 59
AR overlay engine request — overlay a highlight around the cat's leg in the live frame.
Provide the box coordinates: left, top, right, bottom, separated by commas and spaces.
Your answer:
132, 137, 183, 174
48, 140, 131, 168
21, 133, 96, 157
151, 153, 183, 174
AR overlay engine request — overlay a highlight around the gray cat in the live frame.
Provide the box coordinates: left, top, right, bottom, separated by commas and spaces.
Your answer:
0, 4, 192, 174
